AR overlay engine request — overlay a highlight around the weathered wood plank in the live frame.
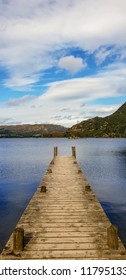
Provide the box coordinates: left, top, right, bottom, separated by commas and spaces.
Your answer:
25, 243, 109, 251
24, 235, 107, 243
14, 249, 126, 260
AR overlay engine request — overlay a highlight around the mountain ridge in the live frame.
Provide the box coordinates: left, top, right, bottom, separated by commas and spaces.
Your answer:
66, 102, 126, 138
0, 102, 126, 138
0, 124, 67, 138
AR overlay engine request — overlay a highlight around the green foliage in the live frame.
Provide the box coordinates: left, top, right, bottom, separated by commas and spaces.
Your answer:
1, 103, 126, 138
0, 124, 67, 138
67, 102, 126, 138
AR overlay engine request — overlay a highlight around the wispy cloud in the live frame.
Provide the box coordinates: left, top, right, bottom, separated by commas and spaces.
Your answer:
0, 62, 125, 126
44, 64, 126, 103
7, 95, 36, 106
0, 0, 126, 90
4, 75, 40, 91
94, 46, 126, 65
0, 0, 126, 126
94, 47, 114, 65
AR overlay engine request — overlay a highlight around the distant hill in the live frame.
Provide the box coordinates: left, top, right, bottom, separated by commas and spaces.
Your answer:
65, 102, 126, 138
1, 102, 126, 138
0, 124, 67, 138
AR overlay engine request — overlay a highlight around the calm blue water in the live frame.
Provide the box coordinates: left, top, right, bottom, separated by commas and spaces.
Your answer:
0, 138, 126, 252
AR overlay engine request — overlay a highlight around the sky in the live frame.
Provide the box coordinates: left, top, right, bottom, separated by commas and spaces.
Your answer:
0, 0, 126, 127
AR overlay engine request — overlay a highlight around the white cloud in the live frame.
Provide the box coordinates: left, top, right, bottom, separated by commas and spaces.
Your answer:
94, 105, 118, 114
0, 63, 126, 126
0, 0, 126, 89
95, 47, 113, 65
58, 55, 86, 73
7, 95, 36, 106
4, 75, 40, 91
0, 0, 126, 126
94, 46, 126, 65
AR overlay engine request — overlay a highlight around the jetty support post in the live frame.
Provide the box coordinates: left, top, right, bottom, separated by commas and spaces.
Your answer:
107, 224, 119, 249
13, 227, 24, 254
54, 146, 58, 158
72, 146, 76, 158
41, 185, 47, 192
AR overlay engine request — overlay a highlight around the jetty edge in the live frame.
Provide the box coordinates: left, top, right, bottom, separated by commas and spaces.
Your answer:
0, 147, 126, 260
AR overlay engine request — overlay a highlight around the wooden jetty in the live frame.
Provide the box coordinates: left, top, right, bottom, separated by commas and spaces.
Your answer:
1, 147, 126, 260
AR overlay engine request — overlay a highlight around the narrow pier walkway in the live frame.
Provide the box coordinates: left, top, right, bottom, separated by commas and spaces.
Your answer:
1, 147, 126, 259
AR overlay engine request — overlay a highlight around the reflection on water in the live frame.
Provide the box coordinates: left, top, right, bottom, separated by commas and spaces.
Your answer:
0, 138, 126, 252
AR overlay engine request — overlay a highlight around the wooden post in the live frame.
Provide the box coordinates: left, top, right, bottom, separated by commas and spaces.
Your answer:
13, 227, 24, 254
107, 224, 119, 249
85, 184, 91, 191
47, 168, 52, 173
72, 146, 76, 158
78, 169, 82, 173
41, 185, 47, 192
54, 147, 58, 158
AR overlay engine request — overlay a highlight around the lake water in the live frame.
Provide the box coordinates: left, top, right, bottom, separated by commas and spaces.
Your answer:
0, 138, 126, 252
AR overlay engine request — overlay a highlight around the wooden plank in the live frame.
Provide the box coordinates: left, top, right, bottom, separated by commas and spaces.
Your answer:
24, 236, 106, 244
25, 243, 109, 251
24, 232, 105, 238
17, 250, 126, 260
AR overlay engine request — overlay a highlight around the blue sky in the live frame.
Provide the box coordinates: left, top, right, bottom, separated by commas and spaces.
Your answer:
0, 0, 126, 127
